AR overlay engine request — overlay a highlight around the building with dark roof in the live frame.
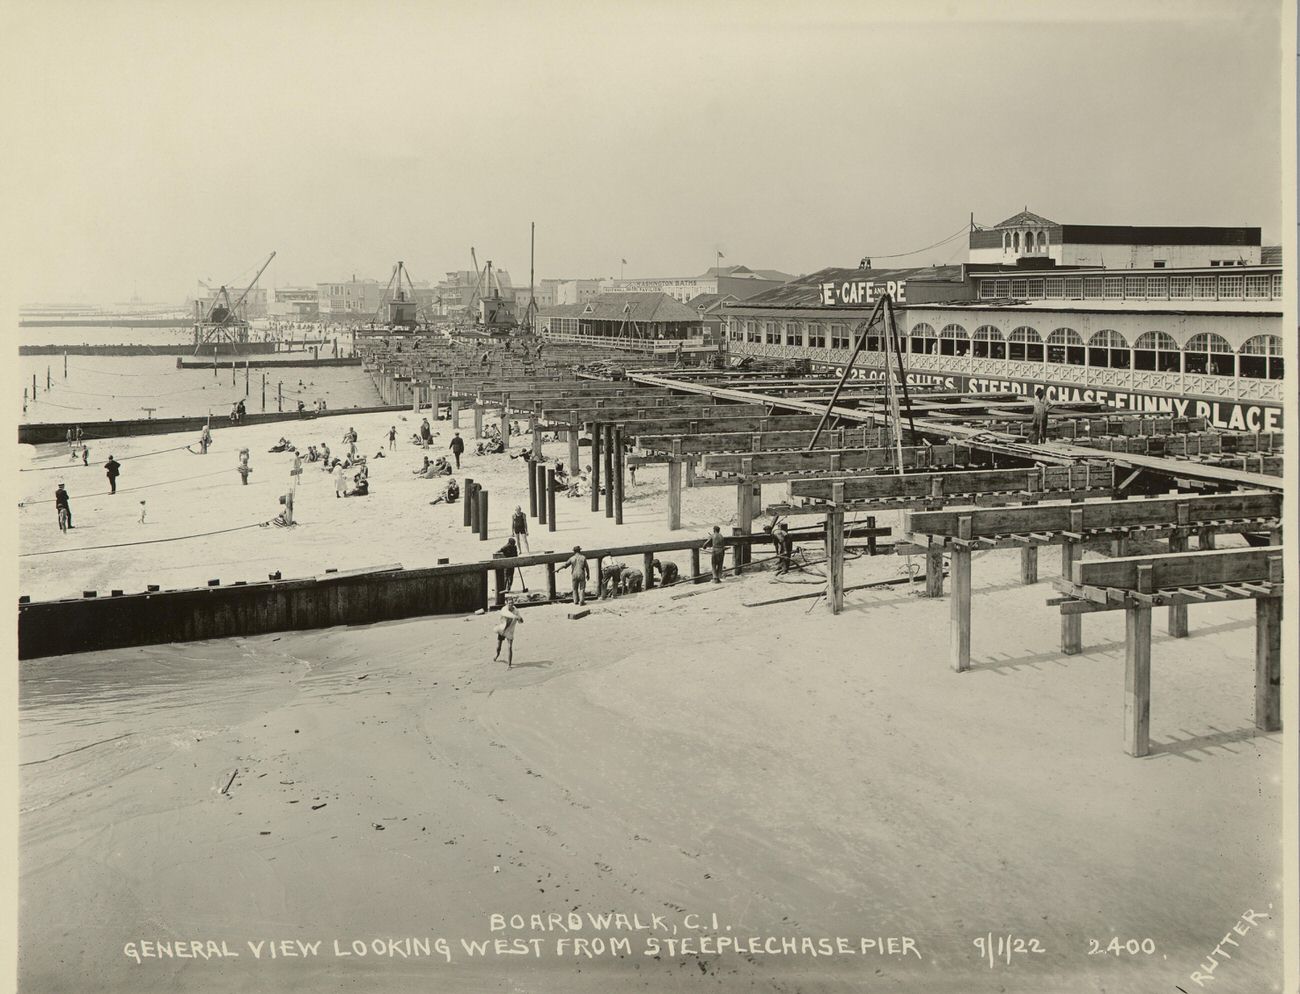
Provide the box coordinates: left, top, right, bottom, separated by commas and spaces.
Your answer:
539, 292, 704, 344
968, 210, 1263, 269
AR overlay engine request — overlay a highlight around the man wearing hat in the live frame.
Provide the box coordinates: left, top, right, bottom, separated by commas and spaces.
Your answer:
104, 455, 121, 494
561, 545, 589, 606
54, 483, 73, 530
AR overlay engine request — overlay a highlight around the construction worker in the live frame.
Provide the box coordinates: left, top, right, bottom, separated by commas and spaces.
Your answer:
702, 525, 727, 583
1030, 387, 1051, 444
561, 546, 589, 606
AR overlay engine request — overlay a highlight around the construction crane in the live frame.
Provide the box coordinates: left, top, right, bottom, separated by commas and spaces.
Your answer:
193, 251, 276, 352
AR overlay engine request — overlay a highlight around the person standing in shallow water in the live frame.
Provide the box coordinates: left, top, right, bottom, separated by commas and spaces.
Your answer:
493, 599, 523, 668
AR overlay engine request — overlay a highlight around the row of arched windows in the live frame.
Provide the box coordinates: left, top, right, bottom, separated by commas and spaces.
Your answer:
901, 323, 1281, 378
732, 319, 1283, 380
1003, 230, 1048, 253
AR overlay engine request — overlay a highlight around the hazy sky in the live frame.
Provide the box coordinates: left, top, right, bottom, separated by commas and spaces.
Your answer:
1, 0, 1286, 304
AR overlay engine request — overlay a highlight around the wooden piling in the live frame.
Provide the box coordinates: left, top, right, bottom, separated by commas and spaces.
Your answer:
613, 427, 624, 525
478, 489, 489, 541
1061, 541, 1082, 654
537, 464, 548, 525
951, 517, 973, 671
451, 398, 460, 427
1020, 546, 1038, 584
463, 478, 474, 528
643, 551, 655, 590
1124, 603, 1153, 757
528, 459, 538, 518
924, 539, 944, 597
277, 381, 283, 412
473, 404, 483, 439
568, 414, 580, 474
546, 469, 557, 532
603, 425, 614, 519
826, 504, 846, 615
1256, 596, 1282, 732
531, 414, 543, 460
1166, 532, 1189, 637
590, 423, 601, 513
690, 547, 701, 584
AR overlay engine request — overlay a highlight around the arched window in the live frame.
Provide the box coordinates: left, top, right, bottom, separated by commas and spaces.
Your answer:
1009, 326, 1044, 362
1047, 327, 1085, 366
972, 325, 1005, 360
1239, 335, 1283, 380
939, 323, 970, 357
1037, 230, 1047, 251
1013, 231, 1020, 253
1087, 329, 1130, 369
909, 321, 937, 356
1134, 331, 1180, 373
1002, 232, 1009, 252
1184, 333, 1234, 376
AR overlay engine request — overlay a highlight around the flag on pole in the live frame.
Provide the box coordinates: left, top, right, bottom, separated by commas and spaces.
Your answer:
717, 251, 725, 259
621, 258, 627, 265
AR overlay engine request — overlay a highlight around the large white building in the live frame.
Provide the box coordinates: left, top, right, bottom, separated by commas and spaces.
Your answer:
602, 265, 794, 304
723, 210, 1284, 431
967, 210, 1262, 269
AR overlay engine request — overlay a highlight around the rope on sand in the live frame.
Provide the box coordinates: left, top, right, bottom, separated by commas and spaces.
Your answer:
20, 467, 240, 505
19, 519, 271, 557
20, 444, 195, 472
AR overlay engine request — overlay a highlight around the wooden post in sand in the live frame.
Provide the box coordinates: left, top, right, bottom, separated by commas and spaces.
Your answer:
546, 469, 557, 532
925, 538, 944, 597
245, 360, 249, 397
500, 403, 510, 441
464, 479, 474, 528
825, 483, 845, 614
613, 427, 624, 525
1124, 599, 1153, 757
590, 422, 601, 513
532, 414, 543, 461
568, 413, 580, 475
950, 514, 973, 672
1256, 591, 1282, 733
603, 426, 614, 519
528, 459, 538, 518
1061, 543, 1082, 656
1020, 546, 1038, 584
473, 404, 483, 439
666, 440, 683, 531
537, 464, 548, 526
450, 398, 460, 428
477, 489, 489, 541
1166, 531, 1189, 637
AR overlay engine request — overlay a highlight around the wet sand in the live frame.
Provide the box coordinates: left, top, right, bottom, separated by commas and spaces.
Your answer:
18, 541, 1283, 993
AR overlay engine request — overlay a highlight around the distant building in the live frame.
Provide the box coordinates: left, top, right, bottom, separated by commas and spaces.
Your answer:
552, 279, 604, 305
435, 268, 515, 318
967, 210, 1263, 269
271, 287, 319, 320
687, 292, 738, 341
539, 292, 704, 343
602, 265, 794, 304
317, 276, 385, 319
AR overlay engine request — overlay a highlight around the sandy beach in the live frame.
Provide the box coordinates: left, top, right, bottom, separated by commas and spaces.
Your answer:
16, 416, 1284, 993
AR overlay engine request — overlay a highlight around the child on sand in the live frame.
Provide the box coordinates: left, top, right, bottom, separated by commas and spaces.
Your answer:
492, 600, 523, 668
